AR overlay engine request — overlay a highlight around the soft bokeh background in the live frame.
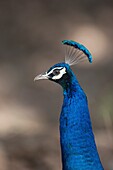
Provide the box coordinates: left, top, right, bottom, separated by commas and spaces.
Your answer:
0, 0, 113, 170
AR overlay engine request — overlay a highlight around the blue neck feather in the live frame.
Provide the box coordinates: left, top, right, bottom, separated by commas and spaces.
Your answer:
60, 68, 104, 170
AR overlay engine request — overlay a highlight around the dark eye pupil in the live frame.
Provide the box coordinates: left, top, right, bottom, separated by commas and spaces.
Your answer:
53, 69, 60, 75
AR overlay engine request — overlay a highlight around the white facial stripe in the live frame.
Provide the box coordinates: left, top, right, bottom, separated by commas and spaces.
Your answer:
47, 67, 63, 75
52, 67, 66, 80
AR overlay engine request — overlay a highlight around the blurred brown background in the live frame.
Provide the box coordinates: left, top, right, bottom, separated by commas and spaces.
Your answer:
0, 0, 113, 170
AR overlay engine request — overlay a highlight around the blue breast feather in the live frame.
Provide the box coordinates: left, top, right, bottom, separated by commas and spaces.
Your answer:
56, 63, 104, 170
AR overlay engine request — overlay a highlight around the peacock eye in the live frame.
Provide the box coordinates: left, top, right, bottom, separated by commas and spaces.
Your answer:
53, 69, 60, 76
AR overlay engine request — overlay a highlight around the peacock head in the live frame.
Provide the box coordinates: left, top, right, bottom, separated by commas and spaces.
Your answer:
34, 40, 92, 88
34, 62, 74, 88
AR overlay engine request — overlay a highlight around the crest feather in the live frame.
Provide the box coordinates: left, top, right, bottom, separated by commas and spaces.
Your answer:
62, 40, 92, 66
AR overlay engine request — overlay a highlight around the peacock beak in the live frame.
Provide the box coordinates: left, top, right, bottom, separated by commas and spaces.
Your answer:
34, 72, 49, 81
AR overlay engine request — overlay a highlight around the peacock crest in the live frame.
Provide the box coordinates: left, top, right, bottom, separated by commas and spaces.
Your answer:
62, 40, 92, 65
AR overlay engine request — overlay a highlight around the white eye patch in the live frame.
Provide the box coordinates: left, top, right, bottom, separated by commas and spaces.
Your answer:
46, 67, 66, 80
51, 67, 66, 80
47, 67, 63, 75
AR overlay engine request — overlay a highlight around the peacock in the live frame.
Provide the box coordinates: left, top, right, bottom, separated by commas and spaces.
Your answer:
34, 40, 104, 170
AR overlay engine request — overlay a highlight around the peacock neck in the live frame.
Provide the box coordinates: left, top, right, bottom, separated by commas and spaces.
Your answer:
60, 75, 104, 170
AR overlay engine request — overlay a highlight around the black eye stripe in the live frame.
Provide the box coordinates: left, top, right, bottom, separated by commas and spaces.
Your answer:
48, 69, 60, 77
47, 68, 63, 75
47, 67, 67, 80
48, 73, 54, 77
53, 69, 60, 75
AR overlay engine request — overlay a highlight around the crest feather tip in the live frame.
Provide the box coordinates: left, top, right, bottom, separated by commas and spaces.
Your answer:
62, 40, 93, 65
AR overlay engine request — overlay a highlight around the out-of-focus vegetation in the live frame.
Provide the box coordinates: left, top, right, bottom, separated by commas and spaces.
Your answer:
0, 0, 113, 169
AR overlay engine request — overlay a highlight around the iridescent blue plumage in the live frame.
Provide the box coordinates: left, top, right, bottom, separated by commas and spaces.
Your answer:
34, 40, 104, 170
56, 63, 104, 170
